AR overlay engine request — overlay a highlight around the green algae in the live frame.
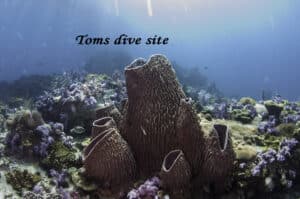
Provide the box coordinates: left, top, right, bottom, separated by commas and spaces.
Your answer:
239, 97, 256, 106
68, 167, 97, 192
235, 145, 257, 161
264, 100, 284, 118
6, 109, 44, 130
276, 123, 296, 137
5, 169, 41, 195
41, 141, 80, 170
231, 109, 254, 124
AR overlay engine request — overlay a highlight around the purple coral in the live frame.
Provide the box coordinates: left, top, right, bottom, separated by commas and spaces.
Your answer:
276, 138, 299, 162
213, 102, 230, 119
127, 177, 161, 199
35, 72, 126, 131
83, 96, 97, 108
273, 95, 284, 104
251, 149, 276, 176
251, 138, 298, 177
245, 104, 257, 118
258, 115, 279, 135
50, 169, 68, 187
282, 114, 300, 124
7, 133, 21, 152
33, 124, 54, 157
32, 184, 43, 194
288, 170, 296, 179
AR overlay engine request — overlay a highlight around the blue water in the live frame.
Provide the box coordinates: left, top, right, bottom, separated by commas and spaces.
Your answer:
0, 0, 300, 99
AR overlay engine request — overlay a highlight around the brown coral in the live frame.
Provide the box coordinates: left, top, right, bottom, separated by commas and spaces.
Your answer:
83, 54, 235, 194
83, 128, 136, 188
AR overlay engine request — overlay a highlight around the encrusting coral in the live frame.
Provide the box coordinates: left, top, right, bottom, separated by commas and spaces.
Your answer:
83, 55, 235, 195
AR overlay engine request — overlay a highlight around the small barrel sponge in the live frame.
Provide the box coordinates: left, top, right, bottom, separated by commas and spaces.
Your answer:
160, 149, 191, 191
83, 128, 136, 187
201, 124, 235, 192
95, 104, 122, 127
91, 117, 117, 139
122, 54, 186, 175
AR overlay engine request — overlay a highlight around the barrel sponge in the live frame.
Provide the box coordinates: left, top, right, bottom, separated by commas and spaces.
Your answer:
83, 55, 235, 194
160, 149, 191, 191
175, 98, 206, 175
83, 128, 136, 187
121, 54, 186, 175
200, 124, 235, 192
95, 104, 122, 127
91, 117, 117, 139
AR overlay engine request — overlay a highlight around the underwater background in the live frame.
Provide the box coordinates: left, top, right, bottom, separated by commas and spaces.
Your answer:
1, 0, 300, 99
1, 0, 300, 199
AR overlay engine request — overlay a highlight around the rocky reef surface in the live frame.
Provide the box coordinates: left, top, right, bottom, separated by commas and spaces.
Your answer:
0, 55, 299, 199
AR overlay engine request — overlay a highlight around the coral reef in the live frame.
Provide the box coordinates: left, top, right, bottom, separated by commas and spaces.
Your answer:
2, 55, 300, 198
35, 73, 126, 131
208, 99, 257, 124
5, 110, 78, 161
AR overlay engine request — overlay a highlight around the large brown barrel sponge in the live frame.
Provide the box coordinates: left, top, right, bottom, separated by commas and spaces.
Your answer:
95, 104, 122, 127
200, 124, 235, 192
175, 98, 206, 175
121, 54, 186, 175
83, 128, 136, 187
160, 149, 191, 191
91, 117, 117, 139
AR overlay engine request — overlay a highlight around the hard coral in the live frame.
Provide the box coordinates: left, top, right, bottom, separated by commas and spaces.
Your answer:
83, 55, 235, 194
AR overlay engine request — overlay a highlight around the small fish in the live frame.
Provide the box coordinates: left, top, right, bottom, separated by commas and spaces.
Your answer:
204, 66, 208, 70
